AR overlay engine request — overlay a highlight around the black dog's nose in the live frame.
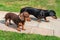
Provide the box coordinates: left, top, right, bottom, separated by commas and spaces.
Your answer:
55, 16, 57, 19
54, 16, 57, 19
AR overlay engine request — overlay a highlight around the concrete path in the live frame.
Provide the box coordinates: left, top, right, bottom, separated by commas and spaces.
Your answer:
0, 11, 60, 37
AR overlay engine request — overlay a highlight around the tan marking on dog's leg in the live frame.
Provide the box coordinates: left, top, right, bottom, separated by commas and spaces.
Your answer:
37, 19, 41, 22
44, 17, 49, 22
17, 23, 23, 31
22, 24, 25, 30
17, 25, 21, 31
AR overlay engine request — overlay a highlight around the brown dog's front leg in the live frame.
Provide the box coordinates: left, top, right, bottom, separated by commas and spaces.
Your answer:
22, 24, 25, 30
17, 25, 21, 31
17, 23, 25, 31
17, 23, 22, 31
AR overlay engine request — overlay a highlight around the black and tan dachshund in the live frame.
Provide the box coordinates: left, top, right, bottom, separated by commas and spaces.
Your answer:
20, 7, 57, 22
5, 13, 25, 31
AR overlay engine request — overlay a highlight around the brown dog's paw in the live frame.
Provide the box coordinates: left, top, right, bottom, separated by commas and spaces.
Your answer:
17, 28, 21, 31
22, 28, 26, 31
5, 22, 9, 26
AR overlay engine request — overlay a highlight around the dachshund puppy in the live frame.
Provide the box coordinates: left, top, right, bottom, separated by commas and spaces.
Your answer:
5, 13, 25, 31
20, 7, 57, 22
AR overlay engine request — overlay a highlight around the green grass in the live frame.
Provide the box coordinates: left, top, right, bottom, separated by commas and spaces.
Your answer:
55, 0, 60, 17
0, 30, 60, 40
0, 0, 60, 17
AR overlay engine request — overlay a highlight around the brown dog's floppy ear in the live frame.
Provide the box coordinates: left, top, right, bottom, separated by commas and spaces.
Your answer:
19, 12, 31, 21
19, 13, 25, 21
23, 12, 29, 17
23, 12, 31, 21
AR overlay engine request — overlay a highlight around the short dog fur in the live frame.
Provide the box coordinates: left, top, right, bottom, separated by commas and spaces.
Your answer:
5, 13, 25, 31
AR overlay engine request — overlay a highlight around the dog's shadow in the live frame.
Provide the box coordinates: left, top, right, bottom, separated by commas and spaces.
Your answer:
0, 18, 47, 30
31, 17, 37, 21
0, 19, 5, 24
31, 17, 46, 22
0, 19, 17, 29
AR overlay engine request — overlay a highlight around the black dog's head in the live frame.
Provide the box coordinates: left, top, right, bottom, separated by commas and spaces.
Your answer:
49, 10, 57, 19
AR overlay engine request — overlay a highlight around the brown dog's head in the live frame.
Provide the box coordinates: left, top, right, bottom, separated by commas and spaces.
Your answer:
20, 12, 31, 21
19, 13, 25, 21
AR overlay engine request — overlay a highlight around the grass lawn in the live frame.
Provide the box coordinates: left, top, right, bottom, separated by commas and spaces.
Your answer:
0, 30, 60, 40
0, 0, 60, 17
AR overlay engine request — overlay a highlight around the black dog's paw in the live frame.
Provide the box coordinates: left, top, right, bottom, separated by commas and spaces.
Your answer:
37, 19, 41, 22
45, 20, 50, 22
9, 23, 13, 25
22, 28, 26, 31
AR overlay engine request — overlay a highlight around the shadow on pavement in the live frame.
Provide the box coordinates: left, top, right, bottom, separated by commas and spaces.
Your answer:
0, 19, 17, 30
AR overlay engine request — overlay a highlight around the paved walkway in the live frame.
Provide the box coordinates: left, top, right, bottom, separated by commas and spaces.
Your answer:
0, 11, 60, 37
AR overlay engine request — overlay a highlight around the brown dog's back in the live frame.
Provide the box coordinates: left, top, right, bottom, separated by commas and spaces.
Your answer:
5, 13, 18, 20
5, 13, 25, 25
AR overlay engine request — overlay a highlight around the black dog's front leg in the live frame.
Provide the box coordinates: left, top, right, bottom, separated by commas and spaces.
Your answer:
44, 17, 49, 22
37, 16, 41, 22
37, 19, 41, 22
